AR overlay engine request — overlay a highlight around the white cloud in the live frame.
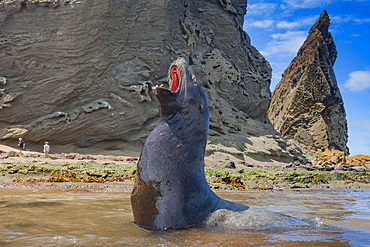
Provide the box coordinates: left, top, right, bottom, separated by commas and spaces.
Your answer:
352, 17, 370, 23
351, 120, 370, 130
331, 15, 370, 24
276, 21, 302, 29
344, 70, 370, 91
246, 15, 318, 31
281, 0, 335, 9
261, 31, 307, 57
277, 15, 319, 29
247, 3, 278, 16
270, 72, 284, 90
246, 20, 275, 29
331, 15, 352, 23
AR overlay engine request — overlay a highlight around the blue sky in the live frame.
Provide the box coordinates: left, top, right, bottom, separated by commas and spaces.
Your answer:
243, 0, 370, 156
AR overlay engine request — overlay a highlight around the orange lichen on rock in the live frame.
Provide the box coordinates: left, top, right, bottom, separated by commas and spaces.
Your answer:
310, 148, 370, 167
12, 173, 135, 184
212, 177, 245, 189
346, 155, 370, 166
315, 149, 346, 167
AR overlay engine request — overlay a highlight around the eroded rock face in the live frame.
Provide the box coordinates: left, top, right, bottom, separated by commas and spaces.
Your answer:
0, 0, 311, 164
268, 11, 349, 155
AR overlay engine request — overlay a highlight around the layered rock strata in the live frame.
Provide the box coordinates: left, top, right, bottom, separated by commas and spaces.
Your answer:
268, 11, 348, 154
0, 0, 311, 164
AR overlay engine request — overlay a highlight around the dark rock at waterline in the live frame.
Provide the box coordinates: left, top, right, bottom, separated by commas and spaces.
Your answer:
363, 164, 370, 171
349, 166, 367, 172
333, 163, 370, 172
291, 184, 309, 189
334, 166, 346, 171
8, 168, 18, 174
76, 155, 97, 160
282, 161, 370, 172
86, 172, 108, 179
238, 161, 254, 167
284, 161, 316, 171
218, 161, 236, 169
298, 165, 316, 171
63, 153, 78, 159
0, 154, 9, 159
318, 165, 334, 171
8, 151, 18, 157
284, 163, 294, 169
344, 163, 357, 168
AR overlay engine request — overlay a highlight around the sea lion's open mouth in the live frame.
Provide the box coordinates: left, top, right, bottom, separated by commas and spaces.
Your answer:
170, 66, 180, 92
152, 62, 182, 98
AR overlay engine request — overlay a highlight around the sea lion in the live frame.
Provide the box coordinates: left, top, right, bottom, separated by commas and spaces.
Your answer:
131, 58, 309, 230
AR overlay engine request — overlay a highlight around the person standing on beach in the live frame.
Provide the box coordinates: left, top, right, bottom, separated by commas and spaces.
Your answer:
43, 142, 50, 158
18, 138, 25, 157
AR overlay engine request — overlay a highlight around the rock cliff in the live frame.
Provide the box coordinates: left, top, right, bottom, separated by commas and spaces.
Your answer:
0, 0, 311, 164
268, 11, 348, 154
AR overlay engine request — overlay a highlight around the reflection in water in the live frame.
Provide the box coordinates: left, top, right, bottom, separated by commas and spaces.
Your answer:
0, 188, 368, 246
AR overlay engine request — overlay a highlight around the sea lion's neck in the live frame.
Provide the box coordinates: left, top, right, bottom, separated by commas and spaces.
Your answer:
160, 102, 209, 146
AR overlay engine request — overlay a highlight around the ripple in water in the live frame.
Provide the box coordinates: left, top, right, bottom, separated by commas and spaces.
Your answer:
0, 188, 368, 246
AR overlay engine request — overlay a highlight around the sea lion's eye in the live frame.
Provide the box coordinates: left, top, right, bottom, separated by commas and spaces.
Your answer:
192, 75, 197, 85
199, 104, 203, 112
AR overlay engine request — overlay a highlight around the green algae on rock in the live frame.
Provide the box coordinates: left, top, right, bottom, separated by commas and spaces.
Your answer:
1, 163, 369, 189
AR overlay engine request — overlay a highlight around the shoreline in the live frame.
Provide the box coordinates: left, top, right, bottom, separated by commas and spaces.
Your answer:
1, 144, 369, 192
1, 161, 369, 192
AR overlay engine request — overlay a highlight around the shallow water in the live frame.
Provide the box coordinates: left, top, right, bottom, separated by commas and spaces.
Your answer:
0, 188, 369, 246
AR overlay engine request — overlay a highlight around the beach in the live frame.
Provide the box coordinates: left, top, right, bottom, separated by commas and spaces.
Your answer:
1, 144, 369, 192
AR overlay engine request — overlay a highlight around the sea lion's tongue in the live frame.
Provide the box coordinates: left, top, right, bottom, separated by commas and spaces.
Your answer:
170, 66, 180, 92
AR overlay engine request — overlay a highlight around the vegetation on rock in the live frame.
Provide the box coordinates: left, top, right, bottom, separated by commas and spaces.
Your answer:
2, 162, 368, 190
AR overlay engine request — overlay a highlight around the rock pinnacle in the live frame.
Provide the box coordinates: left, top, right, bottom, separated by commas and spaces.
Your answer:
268, 10, 349, 154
